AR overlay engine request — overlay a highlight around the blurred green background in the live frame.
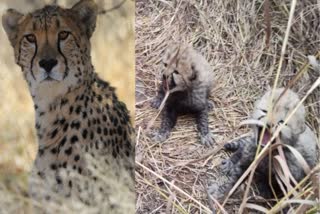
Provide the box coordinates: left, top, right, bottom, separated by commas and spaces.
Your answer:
0, 0, 134, 175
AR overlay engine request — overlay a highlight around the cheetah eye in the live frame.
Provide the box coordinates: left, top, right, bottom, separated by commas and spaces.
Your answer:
25, 34, 36, 43
261, 109, 267, 113
163, 62, 167, 67
278, 120, 284, 124
190, 72, 197, 81
58, 31, 70, 40
173, 70, 179, 74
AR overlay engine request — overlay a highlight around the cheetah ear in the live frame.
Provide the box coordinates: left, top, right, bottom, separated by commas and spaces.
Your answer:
71, 0, 98, 38
2, 9, 24, 46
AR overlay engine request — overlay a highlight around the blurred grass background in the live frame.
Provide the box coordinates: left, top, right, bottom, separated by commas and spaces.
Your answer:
0, 0, 134, 177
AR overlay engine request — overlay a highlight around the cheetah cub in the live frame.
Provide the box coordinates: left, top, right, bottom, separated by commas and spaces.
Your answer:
2, 0, 134, 210
150, 44, 215, 146
208, 88, 318, 205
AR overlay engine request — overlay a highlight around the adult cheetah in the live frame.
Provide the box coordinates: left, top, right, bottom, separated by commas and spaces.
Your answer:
2, 0, 134, 211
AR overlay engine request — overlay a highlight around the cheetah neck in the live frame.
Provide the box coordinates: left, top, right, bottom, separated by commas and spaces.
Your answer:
33, 74, 97, 147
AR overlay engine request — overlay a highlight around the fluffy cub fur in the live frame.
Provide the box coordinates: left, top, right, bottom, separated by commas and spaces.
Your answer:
208, 88, 318, 206
150, 44, 215, 146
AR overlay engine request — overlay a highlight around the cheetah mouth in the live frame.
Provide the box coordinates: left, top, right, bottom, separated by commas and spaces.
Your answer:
257, 126, 274, 146
240, 119, 275, 146
162, 76, 176, 91
44, 77, 54, 81
41, 76, 59, 82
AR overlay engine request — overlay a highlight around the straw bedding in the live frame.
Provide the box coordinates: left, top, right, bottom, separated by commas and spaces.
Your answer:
135, 0, 319, 213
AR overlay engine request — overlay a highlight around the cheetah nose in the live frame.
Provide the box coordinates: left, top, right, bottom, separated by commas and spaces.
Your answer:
39, 58, 58, 73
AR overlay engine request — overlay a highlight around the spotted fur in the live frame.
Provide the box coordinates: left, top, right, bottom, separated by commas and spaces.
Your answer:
2, 0, 134, 210
150, 43, 215, 146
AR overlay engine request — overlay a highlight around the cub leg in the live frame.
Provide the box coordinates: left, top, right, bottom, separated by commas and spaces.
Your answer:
151, 85, 165, 109
208, 137, 256, 202
152, 107, 177, 142
196, 108, 214, 146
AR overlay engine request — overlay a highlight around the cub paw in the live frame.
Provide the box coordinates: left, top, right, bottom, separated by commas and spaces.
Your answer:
207, 183, 225, 202
220, 159, 233, 174
200, 133, 215, 146
149, 130, 170, 143
224, 142, 237, 151
150, 97, 162, 109
207, 100, 214, 111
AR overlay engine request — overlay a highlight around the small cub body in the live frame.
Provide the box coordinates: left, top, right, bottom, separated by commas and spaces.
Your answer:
151, 44, 215, 146
208, 88, 318, 205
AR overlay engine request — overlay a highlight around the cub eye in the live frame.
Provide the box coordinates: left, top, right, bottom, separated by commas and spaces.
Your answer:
25, 34, 36, 43
278, 120, 284, 124
173, 70, 179, 74
261, 109, 267, 113
58, 31, 70, 40
190, 72, 197, 81
163, 62, 168, 67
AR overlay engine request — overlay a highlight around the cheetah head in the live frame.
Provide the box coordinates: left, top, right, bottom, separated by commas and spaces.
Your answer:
249, 88, 306, 146
2, 0, 98, 105
161, 44, 197, 92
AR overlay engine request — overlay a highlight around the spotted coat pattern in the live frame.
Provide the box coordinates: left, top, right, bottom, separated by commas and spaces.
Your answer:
2, 0, 134, 208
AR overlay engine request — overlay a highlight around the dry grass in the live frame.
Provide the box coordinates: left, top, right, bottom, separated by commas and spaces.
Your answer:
0, 0, 134, 212
135, 0, 319, 213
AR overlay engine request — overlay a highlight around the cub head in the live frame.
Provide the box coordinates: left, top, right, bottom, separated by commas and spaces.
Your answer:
251, 88, 306, 146
2, 0, 98, 105
161, 44, 197, 92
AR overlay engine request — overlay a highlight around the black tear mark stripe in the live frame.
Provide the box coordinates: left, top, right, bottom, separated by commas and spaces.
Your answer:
29, 38, 38, 80
17, 38, 23, 65
57, 37, 69, 79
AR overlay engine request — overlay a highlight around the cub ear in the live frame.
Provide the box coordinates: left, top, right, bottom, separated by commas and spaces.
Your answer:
71, 0, 98, 39
2, 9, 24, 46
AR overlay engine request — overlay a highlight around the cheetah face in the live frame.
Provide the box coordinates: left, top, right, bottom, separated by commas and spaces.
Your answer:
2, 0, 97, 103
250, 88, 306, 146
161, 44, 196, 92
